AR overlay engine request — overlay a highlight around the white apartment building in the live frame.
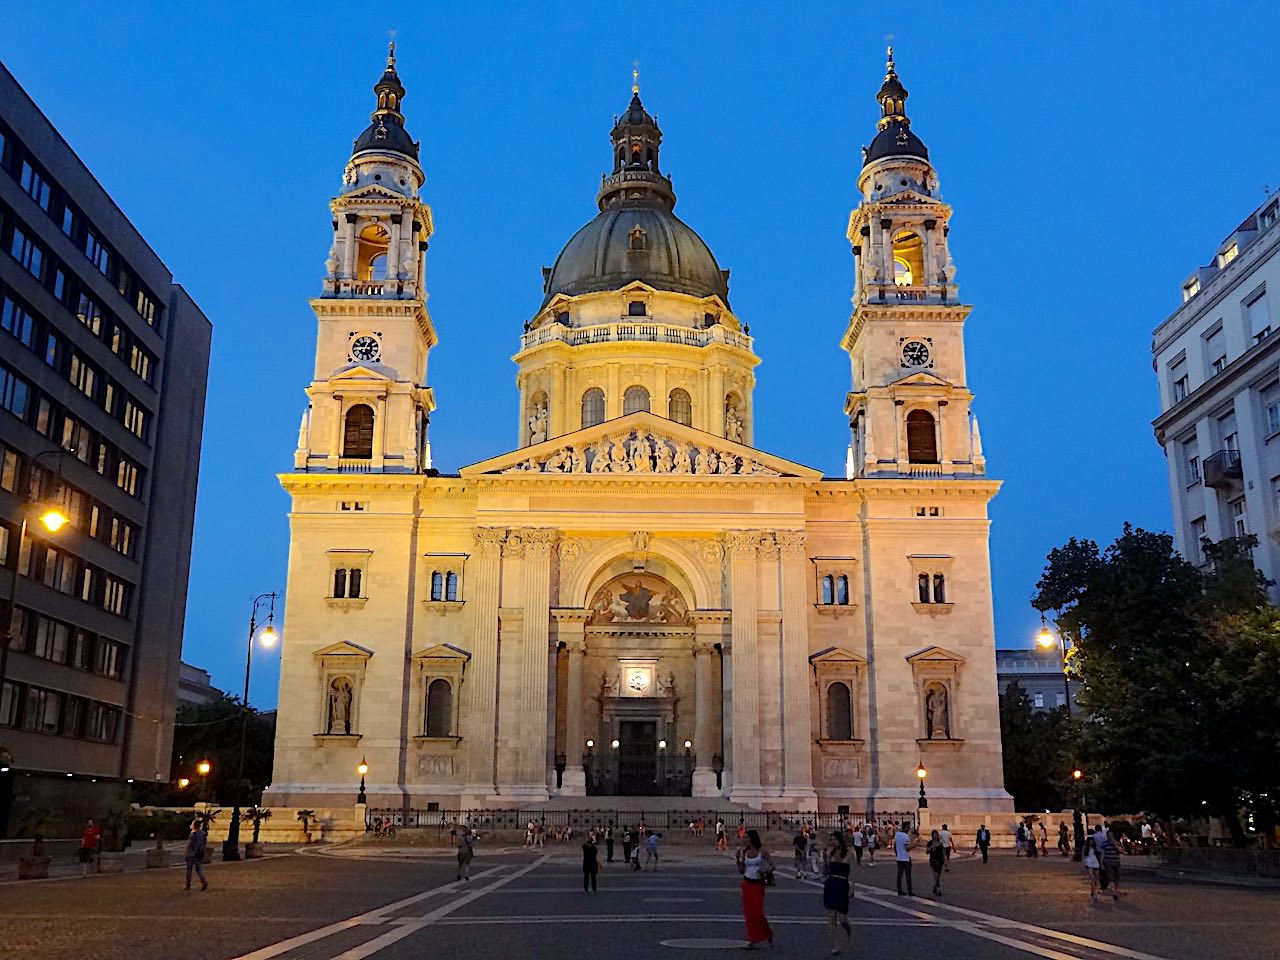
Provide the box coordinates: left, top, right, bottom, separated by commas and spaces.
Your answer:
1152, 189, 1280, 593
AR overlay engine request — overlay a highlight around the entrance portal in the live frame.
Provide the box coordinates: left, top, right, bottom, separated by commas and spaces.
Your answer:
617, 721, 657, 795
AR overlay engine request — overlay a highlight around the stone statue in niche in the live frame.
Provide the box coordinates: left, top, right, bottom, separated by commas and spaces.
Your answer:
924, 683, 950, 739
672, 441, 694, 474
327, 678, 354, 735
528, 402, 548, 445
725, 403, 744, 442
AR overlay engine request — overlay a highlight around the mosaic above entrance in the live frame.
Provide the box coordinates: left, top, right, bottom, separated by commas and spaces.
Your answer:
589, 573, 689, 625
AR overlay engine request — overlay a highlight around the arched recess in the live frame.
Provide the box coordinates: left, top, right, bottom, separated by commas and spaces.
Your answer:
906, 408, 938, 464
343, 404, 375, 458
668, 388, 692, 426
892, 229, 925, 286
581, 387, 605, 429
623, 385, 650, 415
357, 222, 390, 281
566, 536, 714, 614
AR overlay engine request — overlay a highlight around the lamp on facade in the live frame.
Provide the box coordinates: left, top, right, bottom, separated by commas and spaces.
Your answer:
224, 592, 279, 862
916, 761, 928, 809
611, 739, 620, 749
1035, 613, 1072, 716
357, 758, 369, 805
658, 739, 667, 750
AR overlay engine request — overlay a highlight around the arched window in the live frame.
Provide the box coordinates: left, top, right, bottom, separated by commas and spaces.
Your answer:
430, 571, 443, 601
445, 572, 459, 601
343, 404, 375, 458
893, 256, 913, 286
333, 568, 348, 599
906, 409, 938, 464
836, 575, 850, 605
348, 568, 362, 598
368, 253, 388, 281
892, 229, 924, 287
668, 388, 692, 426
918, 573, 931, 603
826, 681, 853, 740
623, 385, 650, 415
581, 388, 605, 428
425, 678, 453, 737
933, 573, 946, 604
628, 227, 647, 251
821, 575, 834, 605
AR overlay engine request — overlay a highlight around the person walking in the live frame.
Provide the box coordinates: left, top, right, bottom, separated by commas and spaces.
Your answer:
583, 832, 600, 892
715, 818, 727, 851
926, 829, 946, 896
1015, 822, 1026, 857
1038, 820, 1049, 857
1058, 821, 1070, 857
456, 824, 475, 881
629, 825, 642, 871
850, 822, 864, 865
621, 824, 633, 866
79, 819, 101, 877
793, 827, 809, 879
646, 832, 661, 870
183, 823, 208, 891
736, 829, 775, 950
822, 831, 852, 955
1100, 827, 1125, 900
894, 820, 916, 896
939, 823, 954, 871
865, 823, 877, 866
1082, 833, 1102, 902
605, 821, 615, 863
975, 823, 991, 863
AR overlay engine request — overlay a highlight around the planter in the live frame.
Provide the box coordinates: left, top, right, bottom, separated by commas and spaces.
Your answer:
245, 842, 264, 859
97, 851, 126, 874
146, 848, 169, 869
18, 855, 51, 880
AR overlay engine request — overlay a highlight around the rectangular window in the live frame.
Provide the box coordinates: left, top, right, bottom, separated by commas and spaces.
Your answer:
52, 268, 65, 301
122, 400, 146, 439
1262, 201, 1280, 230
1223, 430, 1239, 453
1055, 692, 1066, 708
80, 566, 95, 602
0, 680, 20, 727
0, 363, 31, 419
1248, 292, 1271, 344
70, 629, 92, 670
95, 639, 124, 679
135, 289, 158, 326
129, 345, 151, 382
102, 575, 128, 615
1268, 400, 1280, 435
102, 381, 115, 416
75, 292, 103, 335
1205, 327, 1226, 376
69, 354, 96, 398
44, 331, 64, 369
1183, 438, 1200, 485
86, 701, 119, 742
1169, 358, 1188, 403
1033, 692, 1045, 708
19, 160, 51, 210
1219, 243, 1239, 268
61, 205, 76, 238
0, 448, 16, 491
9, 226, 44, 280
33, 617, 70, 664
1, 295, 36, 347
1230, 497, 1248, 538
63, 695, 84, 737
25, 687, 63, 734
109, 324, 124, 356
84, 229, 110, 275
1183, 279, 1200, 302
115, 457, 139, 496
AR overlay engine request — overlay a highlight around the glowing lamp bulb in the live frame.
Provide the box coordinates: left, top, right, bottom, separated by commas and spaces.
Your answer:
916, 764, 927, 780
358, 760, 369, 776
259, 625, 279, 647
196, 760, 211, 776
40, 509, 70, 532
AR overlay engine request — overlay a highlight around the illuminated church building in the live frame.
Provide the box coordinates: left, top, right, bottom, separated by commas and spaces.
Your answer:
269, 47, 1010, 814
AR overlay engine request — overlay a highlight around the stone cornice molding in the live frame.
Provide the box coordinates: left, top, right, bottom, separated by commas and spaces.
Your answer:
688, 609, 731, 624
550, 607, 592, 623
471, 476, 819, 495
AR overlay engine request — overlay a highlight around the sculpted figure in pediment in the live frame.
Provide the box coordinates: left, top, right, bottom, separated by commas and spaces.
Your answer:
609, 441, 631, 473
672, 441, 693, 474
654, 439, 674, 473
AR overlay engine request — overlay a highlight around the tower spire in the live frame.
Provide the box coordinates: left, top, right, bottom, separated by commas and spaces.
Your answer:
632, 60, 640, 95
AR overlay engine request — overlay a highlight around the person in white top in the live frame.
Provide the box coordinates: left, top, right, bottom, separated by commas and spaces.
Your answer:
850, 821, 865, 866
1082, 834, 1102, 901
736, 829, 775, 949
893, 821, 917, 896
938, 824, 954, 871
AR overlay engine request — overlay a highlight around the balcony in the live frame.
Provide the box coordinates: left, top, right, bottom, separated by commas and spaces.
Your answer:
519, 321, 753, 353
1203, 449, 1243, 490
862, 282, 952, 305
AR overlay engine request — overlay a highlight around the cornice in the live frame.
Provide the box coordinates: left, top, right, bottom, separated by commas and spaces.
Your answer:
471, 475, 819, 494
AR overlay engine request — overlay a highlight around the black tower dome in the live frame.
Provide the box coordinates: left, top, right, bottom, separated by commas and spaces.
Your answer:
351, 42, 420, 161
863, 46, 929, 166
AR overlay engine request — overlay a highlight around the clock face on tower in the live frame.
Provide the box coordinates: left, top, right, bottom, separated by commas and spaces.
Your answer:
350, 335, 381, 363
901, 339, 931, 368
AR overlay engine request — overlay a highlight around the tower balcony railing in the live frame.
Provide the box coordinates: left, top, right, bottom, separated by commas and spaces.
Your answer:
519, 320, 753, 353
325, 278, 421, 299
858, 282, 952, 305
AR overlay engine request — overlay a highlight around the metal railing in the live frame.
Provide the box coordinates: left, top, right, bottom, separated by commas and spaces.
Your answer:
364, 807, 921, 833
520, 321, 753, 353
1203, 449, 1243, 488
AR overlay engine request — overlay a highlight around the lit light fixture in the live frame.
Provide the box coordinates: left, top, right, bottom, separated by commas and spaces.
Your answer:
585, 739, 594, 748
260, 624, 279, 647
177, 777, 191, 790
0, 766, 8, 773
683, 740, 692, 749
1035, 613, 1054, 649
66, 772, 73, 778
40, 508, 70, 532
611, 739, 620, 749
357, 759, 369, 777
126, 778, 134, 783
658, 739, 667, 750
1072, 768, 1084, 781
916, 763, 927, 780
196, 760, 212, 776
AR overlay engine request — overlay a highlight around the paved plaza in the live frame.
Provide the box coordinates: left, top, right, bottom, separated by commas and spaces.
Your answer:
0, 842, 1277, 960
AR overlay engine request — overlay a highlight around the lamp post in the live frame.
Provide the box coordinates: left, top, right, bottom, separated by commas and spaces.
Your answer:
223, 592, 278, 861
196, 759, 212, 804
357, 757, 368, 805
916, 761, 928, 808
1071, 768, 1086, 862
0, 450, 72, 727
1035, 615, 1072, 715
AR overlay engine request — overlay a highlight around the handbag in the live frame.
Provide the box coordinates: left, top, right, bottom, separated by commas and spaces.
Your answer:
763, 869, 776, 886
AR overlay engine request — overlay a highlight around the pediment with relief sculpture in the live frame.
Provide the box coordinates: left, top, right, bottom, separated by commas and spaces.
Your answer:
459, 411, 822, 480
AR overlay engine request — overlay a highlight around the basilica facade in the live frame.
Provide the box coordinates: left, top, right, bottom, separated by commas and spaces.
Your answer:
268, 47, 1011, 813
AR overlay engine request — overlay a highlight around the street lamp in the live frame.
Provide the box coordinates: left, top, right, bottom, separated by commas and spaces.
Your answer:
916, 761, 928, 809
196, 759, 212, 803
1036, 614, 1072, 716
0, 450, 72, 739
223, 592, 279, 861
357, 758, 369, 805
1071, 768, 1086, 861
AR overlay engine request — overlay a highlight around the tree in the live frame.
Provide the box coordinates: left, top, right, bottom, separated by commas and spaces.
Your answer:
1033, 525, 1279, 844
998, 681, 1072, 811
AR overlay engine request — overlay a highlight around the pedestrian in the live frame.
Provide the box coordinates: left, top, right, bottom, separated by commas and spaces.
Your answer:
808, 833, 822, 877
1058, 821, 1070, 857
736, 829, 775, 950
975, 823, 991, 863
865, 822, 877, 865
850, 821, 864, 865
183, 822, 208, 891
456, 824, 475, 881
939, 823, 954, 871
621, 824, 633, 865
1140, 820, 1153, 855
926, 829, 946, 896
1082, 834, 1102, 902
582, 832, 600, 892
604, 821, 615, 862
525, 820, 534, 848
1100, 827, 1124, 900
894, 820, 916, 896
822, 831, 852, 955
1015, 822, 1026, 857
715, 818, 726, 850
793, 827, 809, 879
1038, 820, 1049, 857
646, 832, 661, 870
629, 825, 642, 871
79, 819, 101, 877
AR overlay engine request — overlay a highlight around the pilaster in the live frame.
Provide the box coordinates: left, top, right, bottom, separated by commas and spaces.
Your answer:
778, 530, 817, 805
726, 530, 762, 801
461, 527, 504, 799
516, 529, 556, 797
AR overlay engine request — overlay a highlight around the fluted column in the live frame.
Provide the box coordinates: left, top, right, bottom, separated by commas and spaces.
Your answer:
517, 529, 556, 796
778, 530, 817, 805
691, 634, 720, 796
462, 527, 505, 799
340, 214, 357, 278
727, 530, 762, 802
387, 215, 402, 283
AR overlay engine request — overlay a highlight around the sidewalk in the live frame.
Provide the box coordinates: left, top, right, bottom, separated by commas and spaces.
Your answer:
0, 842, 289, 884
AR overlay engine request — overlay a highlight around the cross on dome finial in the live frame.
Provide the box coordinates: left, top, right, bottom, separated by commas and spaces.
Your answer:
388, 39, 397, 68
632, 60, 641, 95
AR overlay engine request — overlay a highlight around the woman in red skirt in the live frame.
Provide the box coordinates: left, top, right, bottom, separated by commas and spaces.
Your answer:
736, 829, 776, 949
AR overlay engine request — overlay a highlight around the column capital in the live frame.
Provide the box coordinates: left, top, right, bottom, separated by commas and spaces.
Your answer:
725, 530, 760, 558
777, 530, 807, 558
563, 637, 587, 655
520, 527, 558, 555
757, 532, 780, 560
692, 640, 717, 657
474, 527, 506, 555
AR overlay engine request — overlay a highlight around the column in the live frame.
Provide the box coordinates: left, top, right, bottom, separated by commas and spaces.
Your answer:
710, 366, 726, 437
691, 634, 720, 796
726, 531, 762, 803
880, 218, 894, 283
654, 363, 668, 418
517, 529, 555, 797
461, 528, 504, 800
546, 639, 559, 790
341, 214, 358, 278
607, 364, 621, 420
328, 395, 343, 466
387, 215, 402, 283
552, 364, 568, 439
778, 531, 817, 805
561, 631, 587, 795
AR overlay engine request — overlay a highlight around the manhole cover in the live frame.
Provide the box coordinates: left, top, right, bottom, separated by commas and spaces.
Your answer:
660, 939, 749, 949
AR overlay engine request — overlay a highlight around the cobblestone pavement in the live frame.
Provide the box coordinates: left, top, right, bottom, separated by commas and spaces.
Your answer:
0, 844, 1276, 960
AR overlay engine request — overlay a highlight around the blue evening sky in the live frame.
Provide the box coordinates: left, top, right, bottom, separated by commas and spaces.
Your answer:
4, 3, 1278, 708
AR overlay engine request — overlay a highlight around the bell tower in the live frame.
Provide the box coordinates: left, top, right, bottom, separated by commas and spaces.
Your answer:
841, 48, 984, 479
295, 43, 437, 473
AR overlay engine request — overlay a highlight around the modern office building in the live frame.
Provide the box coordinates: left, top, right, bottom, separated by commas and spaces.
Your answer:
176, 662, 224, 710
1152, 189, 1280, 592
0, 61, 211, 835
994, 648, 1076, 713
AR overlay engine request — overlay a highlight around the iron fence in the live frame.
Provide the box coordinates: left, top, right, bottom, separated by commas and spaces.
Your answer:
364, 807, 921, 833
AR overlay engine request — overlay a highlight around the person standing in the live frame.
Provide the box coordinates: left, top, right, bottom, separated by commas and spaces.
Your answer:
975, 823, 991, 863
621, 824, 633, 866
456, 824, 475, 881
629, 825, 642, 871
736, 829, 775, 950
793, 828, 809, 879
822, 831, 852, 954
1100, 827, 1124, 900
1038, 820, 1049, 857
926, 829, 946, 896
715, 818, 727, 851
604, 821, 615, 863
582, 832, 600, 892
894, 820, 916, 896
1082, 834, 1102, 902
183, 823, 208, 891
865, 822, 877, 866
1058, 821, 1070, 857
1014, 822, 1026, 857
79, 819, 101, 877
939, 823, 954, 871
850, 822, 864, 866
646, 832, 661, 870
